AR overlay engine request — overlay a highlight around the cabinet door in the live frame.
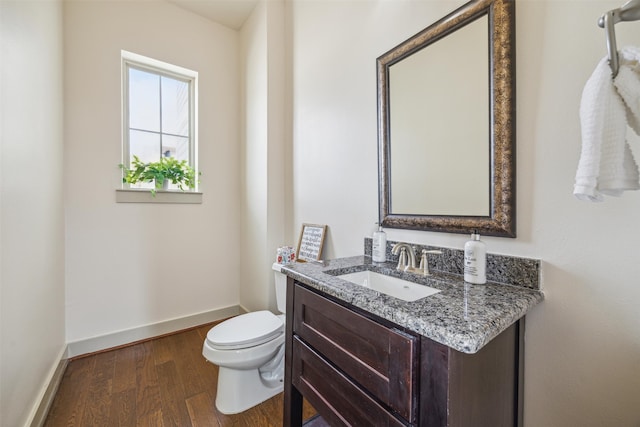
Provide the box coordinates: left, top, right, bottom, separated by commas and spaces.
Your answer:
292, 337, 407, 427
293, 285, 418, 423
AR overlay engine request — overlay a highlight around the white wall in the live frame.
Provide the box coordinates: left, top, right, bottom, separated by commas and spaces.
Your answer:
240, 0, 288, 312
0, 1, 66, 426
289, 0, 640, 425
64, 1, 242, 344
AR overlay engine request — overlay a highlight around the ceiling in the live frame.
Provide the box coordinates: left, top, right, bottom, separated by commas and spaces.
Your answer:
167, 0, 258, 30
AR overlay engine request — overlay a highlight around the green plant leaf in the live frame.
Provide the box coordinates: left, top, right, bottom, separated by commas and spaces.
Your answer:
120, 155, 199, 195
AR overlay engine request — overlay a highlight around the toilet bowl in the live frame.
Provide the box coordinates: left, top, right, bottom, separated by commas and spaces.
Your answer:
202, 263, 288, 414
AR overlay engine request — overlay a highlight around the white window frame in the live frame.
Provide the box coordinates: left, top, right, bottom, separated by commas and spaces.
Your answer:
119, 50, 200, 201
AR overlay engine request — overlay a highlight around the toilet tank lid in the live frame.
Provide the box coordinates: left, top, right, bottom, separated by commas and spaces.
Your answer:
206, 310, 284, 349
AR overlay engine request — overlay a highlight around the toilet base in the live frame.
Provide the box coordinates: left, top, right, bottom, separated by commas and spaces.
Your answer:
215, 366, 284, 414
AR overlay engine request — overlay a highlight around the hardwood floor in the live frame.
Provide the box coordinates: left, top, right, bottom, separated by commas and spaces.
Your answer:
44, 321, 316, 426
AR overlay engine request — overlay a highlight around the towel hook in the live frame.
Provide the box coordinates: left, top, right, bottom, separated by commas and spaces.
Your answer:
598, 0, 640, 78
602, 11, 620, 77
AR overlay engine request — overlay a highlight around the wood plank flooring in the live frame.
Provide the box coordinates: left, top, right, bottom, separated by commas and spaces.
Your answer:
44, 321, 316, 426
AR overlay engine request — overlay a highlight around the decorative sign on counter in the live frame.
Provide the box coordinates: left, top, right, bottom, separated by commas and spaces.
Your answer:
296, 223, 327, 262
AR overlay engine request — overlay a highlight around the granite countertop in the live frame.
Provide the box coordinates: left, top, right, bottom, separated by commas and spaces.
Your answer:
280, 255, 544, 354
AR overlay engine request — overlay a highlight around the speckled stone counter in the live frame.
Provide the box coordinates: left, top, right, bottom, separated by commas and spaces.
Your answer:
280, 255, 544, 354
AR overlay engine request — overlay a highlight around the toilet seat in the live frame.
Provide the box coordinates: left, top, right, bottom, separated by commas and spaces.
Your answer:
206, 310, 284, 350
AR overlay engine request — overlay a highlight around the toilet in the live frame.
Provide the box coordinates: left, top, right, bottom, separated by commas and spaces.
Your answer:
202, 263, 288, 414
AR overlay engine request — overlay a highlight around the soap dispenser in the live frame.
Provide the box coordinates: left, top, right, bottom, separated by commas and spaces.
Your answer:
464, 231, 486, 284
372, 223, 387, 262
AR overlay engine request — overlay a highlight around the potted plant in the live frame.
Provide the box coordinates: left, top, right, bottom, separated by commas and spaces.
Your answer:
120, 155, 198, 195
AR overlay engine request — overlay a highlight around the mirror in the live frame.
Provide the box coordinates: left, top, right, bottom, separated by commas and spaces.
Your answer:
377, 0, 515, 237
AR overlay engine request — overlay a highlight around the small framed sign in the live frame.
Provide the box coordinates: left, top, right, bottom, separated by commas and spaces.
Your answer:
296, 223, 327, 262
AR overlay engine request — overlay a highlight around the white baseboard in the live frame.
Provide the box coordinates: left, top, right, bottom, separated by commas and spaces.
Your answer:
27, 345, 68, 427
66, 305, 242, 359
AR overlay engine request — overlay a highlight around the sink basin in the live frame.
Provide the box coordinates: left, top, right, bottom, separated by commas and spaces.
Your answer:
337, 270, 440, 302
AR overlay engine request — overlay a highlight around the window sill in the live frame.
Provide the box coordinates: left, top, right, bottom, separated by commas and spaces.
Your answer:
116, 189, 203, 204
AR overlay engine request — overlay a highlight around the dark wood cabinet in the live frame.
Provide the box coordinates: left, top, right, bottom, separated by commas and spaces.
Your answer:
284, 278, 524, 427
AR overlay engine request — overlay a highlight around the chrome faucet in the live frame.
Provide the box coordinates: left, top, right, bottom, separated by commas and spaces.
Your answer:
392, 242, 442, 276
391, 243, 417, 271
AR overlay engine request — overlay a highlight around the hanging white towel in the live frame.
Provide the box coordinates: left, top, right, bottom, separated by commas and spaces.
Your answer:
615, 47, 640, 131
574, 47, 640, 201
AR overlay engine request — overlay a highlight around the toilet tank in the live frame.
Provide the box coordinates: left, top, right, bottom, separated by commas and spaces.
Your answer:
272, 263, 288, 313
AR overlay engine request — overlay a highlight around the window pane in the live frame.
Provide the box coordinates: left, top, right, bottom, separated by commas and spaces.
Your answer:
130, 130, 160, 163
129, 68, 160, 132
122, 51, 197, 192
162, 135, 190, 161
161, 77, 189, 137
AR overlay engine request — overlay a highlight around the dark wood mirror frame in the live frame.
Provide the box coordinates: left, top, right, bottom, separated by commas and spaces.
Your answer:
377, 0, 516, 237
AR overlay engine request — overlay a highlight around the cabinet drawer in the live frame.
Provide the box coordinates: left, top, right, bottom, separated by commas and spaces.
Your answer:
293, 337, 406, 427
293, 284, 418, 422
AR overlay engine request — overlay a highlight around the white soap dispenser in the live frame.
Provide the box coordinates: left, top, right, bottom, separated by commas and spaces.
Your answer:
464, 231, 486, 284
372, 223, 387, 262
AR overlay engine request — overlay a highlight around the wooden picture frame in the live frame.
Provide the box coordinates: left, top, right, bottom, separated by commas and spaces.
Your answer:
296, 223, 327, 262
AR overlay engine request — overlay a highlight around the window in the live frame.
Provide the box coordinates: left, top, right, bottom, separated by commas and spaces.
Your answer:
121, 50, 198, 191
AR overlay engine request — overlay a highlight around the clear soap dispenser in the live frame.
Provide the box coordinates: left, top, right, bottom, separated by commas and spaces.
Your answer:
464, 231, 486, 284
372, 223, 387, 262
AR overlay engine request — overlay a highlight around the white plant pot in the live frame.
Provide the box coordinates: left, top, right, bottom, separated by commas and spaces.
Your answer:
155, 179, 169, 191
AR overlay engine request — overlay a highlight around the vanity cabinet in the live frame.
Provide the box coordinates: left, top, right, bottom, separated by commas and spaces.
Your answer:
284, 278, 524, 427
